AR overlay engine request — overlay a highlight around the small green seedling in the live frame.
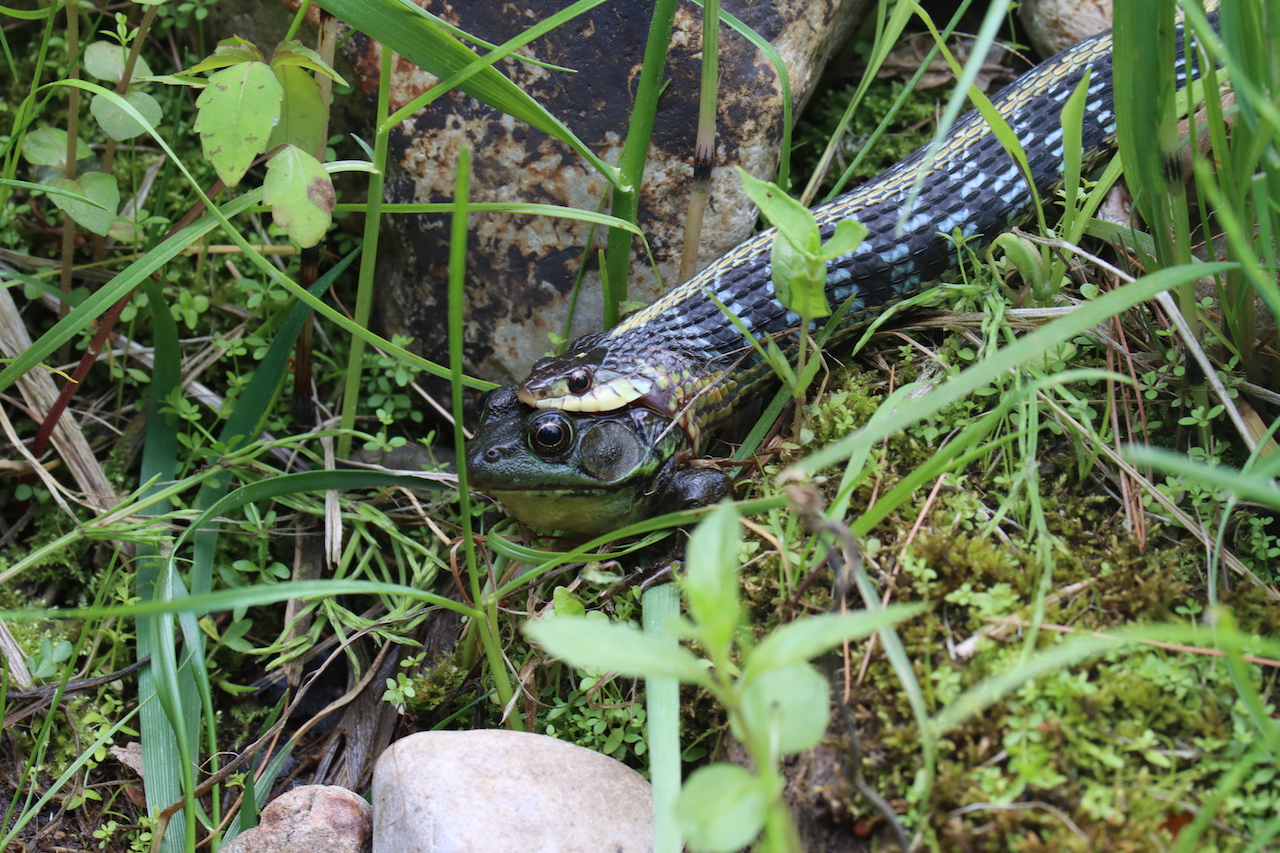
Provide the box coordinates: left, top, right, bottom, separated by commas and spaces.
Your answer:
526, 502, 922, 852
188, 36, 348, 246
735, 170, 867, 435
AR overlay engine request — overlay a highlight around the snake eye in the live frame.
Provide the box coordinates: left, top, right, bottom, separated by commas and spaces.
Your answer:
567, 368, 593, 394
529, 414, 573, 457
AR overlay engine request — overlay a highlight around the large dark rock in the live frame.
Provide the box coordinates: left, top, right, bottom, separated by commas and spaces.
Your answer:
347, 0, 871, 383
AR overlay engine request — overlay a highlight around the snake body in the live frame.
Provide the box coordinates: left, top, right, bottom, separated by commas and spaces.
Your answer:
468, 10, 1218, 535
518, 13, 1212, 443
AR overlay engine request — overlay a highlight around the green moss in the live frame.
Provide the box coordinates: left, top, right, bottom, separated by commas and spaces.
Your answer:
403, 650, 469, 714
737, 324, 1279, 850
793, 78, 939, 196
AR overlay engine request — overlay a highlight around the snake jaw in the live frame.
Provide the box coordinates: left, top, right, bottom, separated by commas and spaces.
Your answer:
522, 379, 650, 412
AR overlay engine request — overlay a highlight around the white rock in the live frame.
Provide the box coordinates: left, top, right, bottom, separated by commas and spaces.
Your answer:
373, 730, 652, 853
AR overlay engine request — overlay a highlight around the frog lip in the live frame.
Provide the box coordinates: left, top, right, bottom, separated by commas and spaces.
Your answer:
471, 483, 616, 498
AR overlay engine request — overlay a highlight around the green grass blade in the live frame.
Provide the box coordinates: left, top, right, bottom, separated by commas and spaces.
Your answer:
644, 583, 684, 853
1123, 445, 1280, 509
603, 0, 680, 322
2, 579, 480, 623
1113, 0, 1196, 318
171, 470, 448, 557
329, 201, 645, 233
135, 273, 193, 852
797, 262, 1235, 475
691, 2, 794, 190
897, 0, 1012, 223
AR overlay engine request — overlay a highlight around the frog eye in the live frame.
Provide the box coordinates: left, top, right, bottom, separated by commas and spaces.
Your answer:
529, 414, 573, 456
567, 368, 593, 394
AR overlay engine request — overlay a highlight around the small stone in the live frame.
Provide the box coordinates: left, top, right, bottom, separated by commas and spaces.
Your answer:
1020, 0, 1114, 56
373, 730, 653, 853
221, 785, 371, 853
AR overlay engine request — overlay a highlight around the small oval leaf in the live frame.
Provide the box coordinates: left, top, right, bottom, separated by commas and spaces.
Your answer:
270, 40, 350, 87
263, 145, 334, 247
734, 662, 829, 759
84, 41, 154, 83
22, 126, 70, 168
675, 764, 768, 853
91, 91, 163, 141
50, 172, 119, 236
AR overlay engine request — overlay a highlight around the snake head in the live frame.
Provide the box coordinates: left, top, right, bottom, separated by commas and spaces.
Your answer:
518, 334, 607, 407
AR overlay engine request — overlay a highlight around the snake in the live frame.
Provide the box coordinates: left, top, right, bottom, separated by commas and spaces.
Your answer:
466, 10, 1217, 536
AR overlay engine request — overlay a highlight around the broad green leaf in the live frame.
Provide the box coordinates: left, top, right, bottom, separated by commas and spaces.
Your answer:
734, 662, 829, 758
142, 74, 207, 88
50, 172, 118, 235
675, 764, 768, 853
770, 236, 828, 319
551, 587, 585, 618
194, 62, 283, 187
681, 502, 742, 664
22, 126, 71, 168
737, 168, 817, 245
91, 90, 163, 141
263, 145, 334, 247
214, 35, 263, 59
748, 604, 926, 671
819, 217, 867, 261
107, 219, 141, 243
270, 40, 349, 87
83, 40, 154, 82
739, 167, 835, 319
267, 65, 325, 155
737, 165, 814, 245
524, 616, 712, 685
185, 35, 264, 73
187, 52, 260, 74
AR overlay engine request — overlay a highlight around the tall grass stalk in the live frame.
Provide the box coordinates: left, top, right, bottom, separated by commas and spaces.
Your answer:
602, 0, 681, 324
